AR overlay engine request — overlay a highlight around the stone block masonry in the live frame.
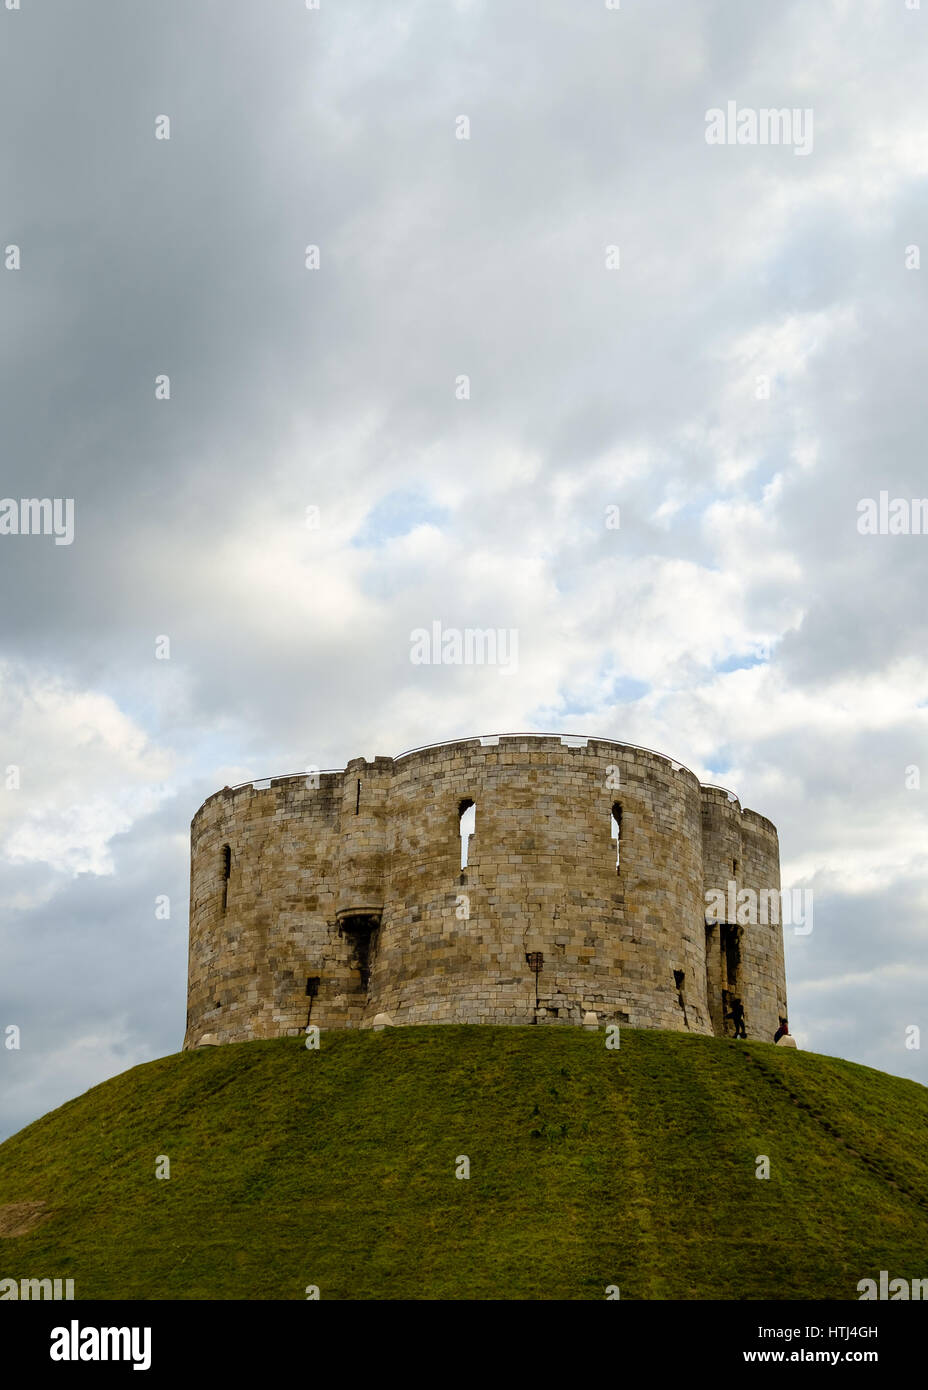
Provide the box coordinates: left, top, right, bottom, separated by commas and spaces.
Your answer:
184, 735, 787, 1047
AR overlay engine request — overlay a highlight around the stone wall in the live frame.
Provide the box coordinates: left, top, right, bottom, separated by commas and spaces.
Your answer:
184, 736, 787, 1047
701, 789, 786, 1042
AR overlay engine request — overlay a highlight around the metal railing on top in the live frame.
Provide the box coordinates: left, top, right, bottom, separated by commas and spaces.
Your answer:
224, 732, 742, 803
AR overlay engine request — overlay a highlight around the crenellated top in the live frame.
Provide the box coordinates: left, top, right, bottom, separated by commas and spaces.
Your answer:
192, 733, 772, 828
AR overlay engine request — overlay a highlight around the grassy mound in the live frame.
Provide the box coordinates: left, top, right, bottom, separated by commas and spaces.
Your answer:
1, 1026, 926, 1300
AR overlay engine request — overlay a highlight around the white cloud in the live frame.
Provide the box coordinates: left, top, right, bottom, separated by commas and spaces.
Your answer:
0, 669, 174, 877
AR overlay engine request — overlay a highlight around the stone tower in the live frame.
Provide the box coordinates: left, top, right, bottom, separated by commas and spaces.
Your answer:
184, 735, 787, 1047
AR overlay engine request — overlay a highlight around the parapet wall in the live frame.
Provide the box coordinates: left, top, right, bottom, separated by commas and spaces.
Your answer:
184, 736, 787, 1047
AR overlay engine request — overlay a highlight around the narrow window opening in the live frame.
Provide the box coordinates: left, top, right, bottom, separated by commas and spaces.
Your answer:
732, 857, 739, 877
355, 778, 361, 814
459, 798, 475, 870
610, 803, 622, 873
221, 843, 231, 913
673, 969, 689, 1028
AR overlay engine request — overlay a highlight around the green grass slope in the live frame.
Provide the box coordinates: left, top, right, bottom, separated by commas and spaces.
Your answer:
1, 1027, 926, 1300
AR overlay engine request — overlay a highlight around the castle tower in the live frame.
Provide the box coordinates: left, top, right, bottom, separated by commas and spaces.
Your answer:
184, 735, 787, 1047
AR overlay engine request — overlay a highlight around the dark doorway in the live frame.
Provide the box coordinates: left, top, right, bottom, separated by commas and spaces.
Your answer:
340, 914, 380, 993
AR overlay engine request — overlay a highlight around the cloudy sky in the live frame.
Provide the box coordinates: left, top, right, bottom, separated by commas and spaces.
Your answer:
1, 0, 927, 1140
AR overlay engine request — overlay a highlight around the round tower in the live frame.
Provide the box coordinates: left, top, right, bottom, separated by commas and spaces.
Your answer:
184, 734, 787, 1047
